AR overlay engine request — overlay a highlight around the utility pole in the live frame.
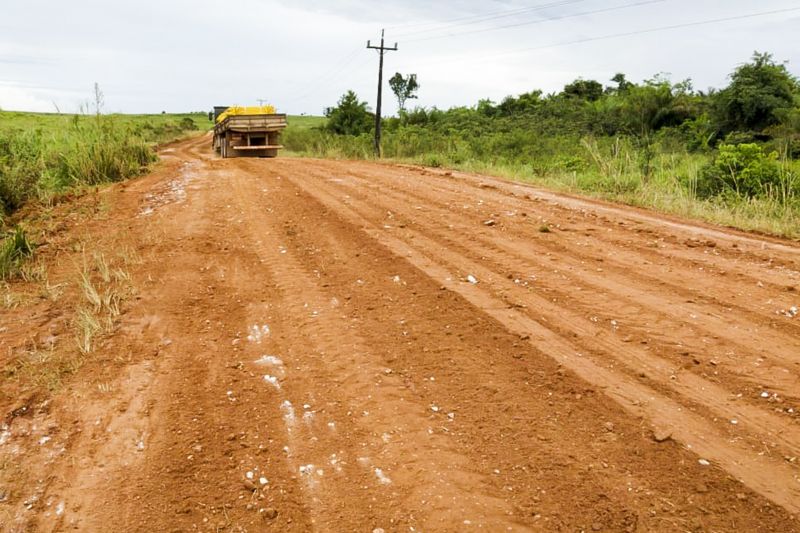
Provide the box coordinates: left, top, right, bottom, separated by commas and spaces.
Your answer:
367, 29, 397, 157
257, 99, 268, 106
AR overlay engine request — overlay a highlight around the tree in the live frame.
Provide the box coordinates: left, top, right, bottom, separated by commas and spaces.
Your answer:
562, 79, 604, 101
497, 90, 542, 116
325, 91, 373, 136
713, 52, 799, 134
618, 76, 696, 177
388, 73, 420, 112
609, 73, 633, 94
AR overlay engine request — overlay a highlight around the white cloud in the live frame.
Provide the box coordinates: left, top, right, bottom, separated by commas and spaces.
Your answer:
0, 86, 55, 113
1, 0, 798, 115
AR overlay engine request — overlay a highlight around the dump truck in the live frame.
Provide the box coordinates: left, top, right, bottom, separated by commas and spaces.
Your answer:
212, 106, 287, 158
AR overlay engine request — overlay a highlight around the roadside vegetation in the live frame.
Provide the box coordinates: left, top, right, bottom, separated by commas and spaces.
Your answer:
0, 94, 211, 278
0, 90, 205, 397
0, 109, 210, 219
284, 52, 800, 238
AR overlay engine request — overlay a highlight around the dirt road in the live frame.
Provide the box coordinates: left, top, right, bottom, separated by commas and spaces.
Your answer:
2, 134, 800, 531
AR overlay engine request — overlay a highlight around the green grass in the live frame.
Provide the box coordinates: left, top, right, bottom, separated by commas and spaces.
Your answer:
0, 110, 213, 222
0, 110, 213, 143
285, 115, 326, 131
440, 154, 800, 239
0, 110, 213, 129
0, 226, 33, 280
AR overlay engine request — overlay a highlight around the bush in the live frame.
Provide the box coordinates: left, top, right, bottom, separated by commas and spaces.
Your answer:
697, 143, 783, 198
325, 91, 373, 136
179, 117, 198, 131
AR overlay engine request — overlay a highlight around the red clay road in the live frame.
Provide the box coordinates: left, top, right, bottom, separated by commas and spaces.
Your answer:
1, 134, 799, 532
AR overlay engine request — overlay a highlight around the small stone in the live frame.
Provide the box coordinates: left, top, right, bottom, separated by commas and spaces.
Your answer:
698, 459, 711, 466
373, 529, 386, 533
652, 428, 672, 442
483, 219, 496, 226
262, 507, 278, 520
695, 483, 708, 493
243, 479, 257, 491
736, 492, 747, 501
604, 422, 615, 432
592, 523, 603, 531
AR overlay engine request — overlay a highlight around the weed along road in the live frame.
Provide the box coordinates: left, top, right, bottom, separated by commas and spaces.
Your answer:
2, 133, 800, 532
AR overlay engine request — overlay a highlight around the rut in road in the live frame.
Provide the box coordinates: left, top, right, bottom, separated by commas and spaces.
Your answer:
4, 135, 799, 532
269, 159, 800, 511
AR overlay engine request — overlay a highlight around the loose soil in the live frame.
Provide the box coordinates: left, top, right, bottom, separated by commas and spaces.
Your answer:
1, 135, 799, 532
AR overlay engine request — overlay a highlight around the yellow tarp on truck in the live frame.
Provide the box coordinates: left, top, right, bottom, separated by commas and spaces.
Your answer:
216, 105, 276, 123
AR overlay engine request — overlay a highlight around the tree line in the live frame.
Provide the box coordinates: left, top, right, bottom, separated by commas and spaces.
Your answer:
313, 52, 798, 202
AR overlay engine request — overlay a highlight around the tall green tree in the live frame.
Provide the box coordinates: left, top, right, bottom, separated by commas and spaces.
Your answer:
619, 76, 696, 176
324, 91, 373, 136
497, 90, 542, 116
388, 73, 420, 112
609, 73, 633, 94
562, 79, 604, 101
714, 52, 799, 134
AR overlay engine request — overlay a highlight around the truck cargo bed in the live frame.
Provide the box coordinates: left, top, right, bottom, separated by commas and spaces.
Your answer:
213, 113, 288, 159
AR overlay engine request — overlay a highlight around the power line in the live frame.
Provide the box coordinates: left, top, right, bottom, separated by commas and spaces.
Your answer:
285, 47, 369, 105
404, 0, 668, 43
384, 0, 587, 32
392, 0, 589, 38
413, 6, 800, 68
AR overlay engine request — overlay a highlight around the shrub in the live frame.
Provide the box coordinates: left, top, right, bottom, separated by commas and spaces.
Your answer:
325, 91, 373, 136
697, 143, 783, 198
179, 117, 198, 131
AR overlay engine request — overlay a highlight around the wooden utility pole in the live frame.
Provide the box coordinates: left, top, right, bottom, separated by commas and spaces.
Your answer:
367, 29, 397, 157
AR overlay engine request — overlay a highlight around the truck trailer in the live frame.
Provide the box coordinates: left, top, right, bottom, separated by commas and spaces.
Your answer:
212, 106, 288, 158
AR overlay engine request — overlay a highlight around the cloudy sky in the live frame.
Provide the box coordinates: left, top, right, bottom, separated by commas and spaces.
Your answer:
1, 0, 798, 116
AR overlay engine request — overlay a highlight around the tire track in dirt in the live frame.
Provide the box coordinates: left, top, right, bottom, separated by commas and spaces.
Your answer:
233, 159, 792, 530
7, 136, 799, 532
225, 164, 528, 531
391, 161, 800, 258
45, 148, 315, 531
336, 160, 800, 309
278, 162, 800, 515
311, 161, 800, 343
283, 162, 800, 410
